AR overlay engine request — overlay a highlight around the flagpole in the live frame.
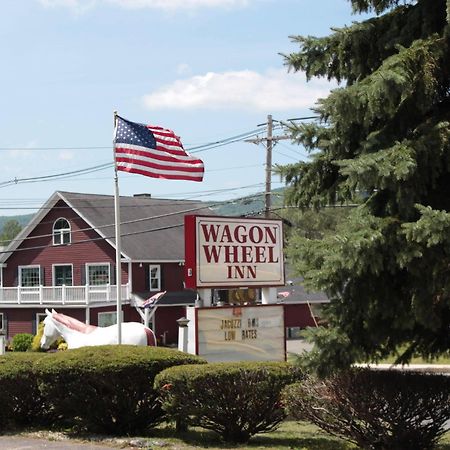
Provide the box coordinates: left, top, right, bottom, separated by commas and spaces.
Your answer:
113, 110, 122, 345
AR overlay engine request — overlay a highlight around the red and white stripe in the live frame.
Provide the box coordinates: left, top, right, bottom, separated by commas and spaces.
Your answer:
115, 126, 204, 182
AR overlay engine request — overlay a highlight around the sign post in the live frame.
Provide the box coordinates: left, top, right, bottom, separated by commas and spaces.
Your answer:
184, 215, 286, 362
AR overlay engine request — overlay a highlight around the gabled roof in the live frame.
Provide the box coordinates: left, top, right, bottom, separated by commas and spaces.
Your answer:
0, 191, 214, 263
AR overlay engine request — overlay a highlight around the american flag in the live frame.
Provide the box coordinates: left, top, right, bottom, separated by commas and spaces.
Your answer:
142, 291, 167, 308
114, 116, 204, 182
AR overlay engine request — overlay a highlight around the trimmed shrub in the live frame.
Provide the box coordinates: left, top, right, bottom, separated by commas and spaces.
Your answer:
31, 323, 45, 352
34, 345, 206, 435
282, 368, 450, 450
155, 361, 302, 444
0, 353, 48, 431
11, 333, 33, 352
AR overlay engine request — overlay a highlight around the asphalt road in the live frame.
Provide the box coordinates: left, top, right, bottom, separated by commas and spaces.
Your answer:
0, 435, 132, 450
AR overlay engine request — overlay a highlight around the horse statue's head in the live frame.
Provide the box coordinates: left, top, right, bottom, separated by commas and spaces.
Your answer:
40, 309, 60, 350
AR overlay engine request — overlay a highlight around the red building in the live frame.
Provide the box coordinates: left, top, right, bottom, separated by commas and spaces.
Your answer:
0, 191, 326, 348
0, 191, 212, 344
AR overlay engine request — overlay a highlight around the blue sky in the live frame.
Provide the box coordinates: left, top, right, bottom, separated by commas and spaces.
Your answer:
1, 0, 370, 215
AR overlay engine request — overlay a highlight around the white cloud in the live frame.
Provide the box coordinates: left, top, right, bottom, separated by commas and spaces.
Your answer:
37, 0, 250, 12
143, 69, 334, 111
58, 150, 75, 160
109, 0, 249, 9
38, 0, 96, 14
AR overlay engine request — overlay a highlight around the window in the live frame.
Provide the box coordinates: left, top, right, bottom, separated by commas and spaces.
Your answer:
19, 266, 41, 287
87, 263, 110, 285
53, 264, 73, 286
98, 311, 122, 327
36, 313, 46, 333
149, 265, 161, 291
53, 218, 71, 245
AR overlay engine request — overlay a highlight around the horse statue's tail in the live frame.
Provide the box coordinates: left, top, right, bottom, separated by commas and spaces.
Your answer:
144, 327, 157, 346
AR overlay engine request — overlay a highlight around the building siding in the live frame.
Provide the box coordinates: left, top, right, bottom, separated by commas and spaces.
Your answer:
154, 305, 186, 345
3, 199, 128, 287
131, 262, 184, 292
283, 303, 316, 328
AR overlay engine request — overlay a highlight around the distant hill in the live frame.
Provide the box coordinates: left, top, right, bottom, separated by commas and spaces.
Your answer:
0, 214, 34, 234
212, 188, 285, 217
0, 188, 285, 235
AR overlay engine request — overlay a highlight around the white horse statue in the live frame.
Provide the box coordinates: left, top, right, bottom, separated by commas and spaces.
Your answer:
40, 309, 157, 350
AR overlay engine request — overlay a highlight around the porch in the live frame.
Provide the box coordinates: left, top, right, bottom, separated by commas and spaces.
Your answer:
0, 284, 130, 306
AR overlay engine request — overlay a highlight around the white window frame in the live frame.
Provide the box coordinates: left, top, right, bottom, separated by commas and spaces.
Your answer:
52, 264, 73, 286
18, 265, 41, 287
53, 218, 71, 246
98, 311, 123, 327
86, 263, 111, 286
0, 313, 5, 333
149, 264, 161, 292
36, 313, 46, 330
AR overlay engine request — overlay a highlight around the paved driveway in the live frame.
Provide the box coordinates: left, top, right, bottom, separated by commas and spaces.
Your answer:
0, 436, 130, 450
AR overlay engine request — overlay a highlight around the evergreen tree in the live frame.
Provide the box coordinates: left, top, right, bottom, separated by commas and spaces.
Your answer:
280, 0, 450, 374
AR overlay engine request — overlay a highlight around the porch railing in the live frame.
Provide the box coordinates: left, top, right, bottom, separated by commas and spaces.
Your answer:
0, 284, 130, 306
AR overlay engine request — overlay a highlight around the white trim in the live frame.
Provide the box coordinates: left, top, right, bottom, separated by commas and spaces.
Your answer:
52, 217, 71, 246
18, 265, 41, 287
131, 259, 183, 264
149, 264, 161, 292
0, 191, 129, 264
52, 263, 74, 286
59, 193, 131, 260
0, 312, 5, 333
128, 260, 133, 294
35, 312, 46, 331
0, 192, 62, 264
86, 262, 111, 286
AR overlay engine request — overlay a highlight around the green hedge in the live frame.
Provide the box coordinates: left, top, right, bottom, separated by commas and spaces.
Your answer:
282, 368, 450, 450
0, 353, 48, 431
34, 345, 206, 435
154, 361, 302, 443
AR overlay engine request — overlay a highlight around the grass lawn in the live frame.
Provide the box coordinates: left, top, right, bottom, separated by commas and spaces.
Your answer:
378, 353, 450, 365
50, 420, 450, 449
144, 421, 356, 449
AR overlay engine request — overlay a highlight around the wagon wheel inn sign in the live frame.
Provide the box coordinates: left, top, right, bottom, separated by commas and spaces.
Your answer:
184, 215, 285, 289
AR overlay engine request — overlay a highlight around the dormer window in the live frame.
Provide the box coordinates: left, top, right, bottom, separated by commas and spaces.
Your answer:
53, 218, 71, 245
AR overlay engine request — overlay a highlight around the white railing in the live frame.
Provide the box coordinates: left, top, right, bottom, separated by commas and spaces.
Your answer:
0, 284, 130, 306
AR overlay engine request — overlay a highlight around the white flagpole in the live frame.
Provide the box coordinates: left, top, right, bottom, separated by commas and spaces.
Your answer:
113, 110, 122, 345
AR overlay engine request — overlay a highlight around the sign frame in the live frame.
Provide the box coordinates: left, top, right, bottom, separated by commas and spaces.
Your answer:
186, 304, 286, 362
185, 215, 285, 289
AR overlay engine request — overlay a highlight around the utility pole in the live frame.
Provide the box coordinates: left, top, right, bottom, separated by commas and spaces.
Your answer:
265, 114, 273, 218
245, 115, 291, 218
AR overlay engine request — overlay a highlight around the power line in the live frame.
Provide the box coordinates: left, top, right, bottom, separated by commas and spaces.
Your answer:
0, 190, 278, 252
0, 126, 268, 154
0, 163, 113, 189
0, 188, 271, 246
0, 221, 185, 256
273, 149, 299, 161
186, 128, 267, 153
0, 146, 111, 151
0, 127, 273, 188
0, 183, 266, 210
